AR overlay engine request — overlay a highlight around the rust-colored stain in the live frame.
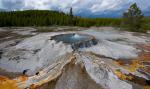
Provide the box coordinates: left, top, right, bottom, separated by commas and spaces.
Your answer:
0, 44, 150, 89
114, 70, 133, 80
18, 75, 28, 82
30, 84, 37, 89
0, 75, 29, 89
115, 44, 150, 72
0, 75, 20, 89
114, 44, 150, 86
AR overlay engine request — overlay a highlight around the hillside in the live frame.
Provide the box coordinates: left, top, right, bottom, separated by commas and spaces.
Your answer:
0, 10, 149, 31
0, 10, 121, 27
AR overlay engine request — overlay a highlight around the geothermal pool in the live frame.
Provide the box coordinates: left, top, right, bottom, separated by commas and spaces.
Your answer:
0, 27, 150, 89
51, 33, 98, 49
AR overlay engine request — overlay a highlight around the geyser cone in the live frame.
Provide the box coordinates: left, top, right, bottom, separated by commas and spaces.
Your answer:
51, 33, 98, 50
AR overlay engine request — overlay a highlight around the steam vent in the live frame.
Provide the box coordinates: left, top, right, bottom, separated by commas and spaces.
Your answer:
51, 33, 98, 49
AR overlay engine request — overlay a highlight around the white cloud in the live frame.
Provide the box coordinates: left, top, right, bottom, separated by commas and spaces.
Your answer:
0, 0, 2, 8
0, 0, 149, 16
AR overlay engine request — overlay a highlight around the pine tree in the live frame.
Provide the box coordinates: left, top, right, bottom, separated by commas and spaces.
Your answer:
123, 3, 144, 32
70, 7, 73, 18
69, 7, 74, 25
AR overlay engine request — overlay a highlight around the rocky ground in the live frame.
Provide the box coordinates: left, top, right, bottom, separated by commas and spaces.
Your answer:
0, 27, 150, 89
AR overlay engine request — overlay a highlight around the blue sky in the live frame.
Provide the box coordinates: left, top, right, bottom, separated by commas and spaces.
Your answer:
0, 0, 149, 17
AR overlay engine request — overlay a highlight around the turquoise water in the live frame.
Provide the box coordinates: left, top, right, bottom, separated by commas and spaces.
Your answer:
51, 33, 98, 49
52, 33, 92, 44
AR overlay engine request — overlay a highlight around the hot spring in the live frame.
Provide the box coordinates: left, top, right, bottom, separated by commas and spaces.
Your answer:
51, 33, 98, 49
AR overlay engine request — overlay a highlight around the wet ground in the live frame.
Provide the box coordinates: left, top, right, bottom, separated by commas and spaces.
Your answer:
0, 26, 150, 89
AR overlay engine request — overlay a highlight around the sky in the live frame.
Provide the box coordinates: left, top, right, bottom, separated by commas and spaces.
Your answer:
0, 0, 149, 17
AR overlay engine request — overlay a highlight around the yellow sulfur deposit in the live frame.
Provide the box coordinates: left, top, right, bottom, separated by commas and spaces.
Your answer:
0, 75, 20, 89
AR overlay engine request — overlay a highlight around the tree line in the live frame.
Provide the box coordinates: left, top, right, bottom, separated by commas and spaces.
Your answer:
0, 3, 149, 32
0, 10, 121, 27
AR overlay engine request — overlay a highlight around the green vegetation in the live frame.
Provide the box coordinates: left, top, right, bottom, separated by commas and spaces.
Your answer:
142, 17, 150, 30
0, 10, 74, 26
122, 3, 146, 32
0, 10, 121, 27
0, 6, 149, 32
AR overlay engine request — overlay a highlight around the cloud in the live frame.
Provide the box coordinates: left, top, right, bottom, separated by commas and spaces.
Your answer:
0, 0, 23, 10
0, 0, 149, 17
